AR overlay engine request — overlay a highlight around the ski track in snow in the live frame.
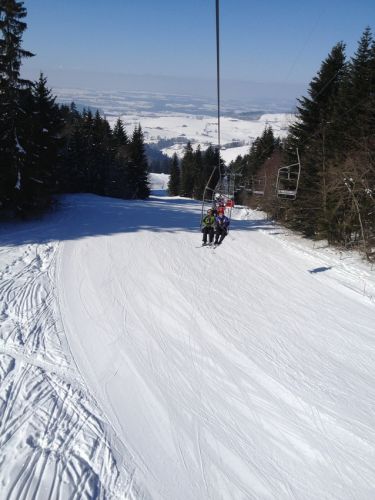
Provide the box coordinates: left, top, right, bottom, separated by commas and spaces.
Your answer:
0, 213, 144, 499
1, 193, 375, 499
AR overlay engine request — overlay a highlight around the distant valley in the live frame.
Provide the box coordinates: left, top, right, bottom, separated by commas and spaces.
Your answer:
55, 88, 296, 164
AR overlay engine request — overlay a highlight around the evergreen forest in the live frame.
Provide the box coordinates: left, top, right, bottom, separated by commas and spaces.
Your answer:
228, 31, 375, 261
0, 0, 150, 215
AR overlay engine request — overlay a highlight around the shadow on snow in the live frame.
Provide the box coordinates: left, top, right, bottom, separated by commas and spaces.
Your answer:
308, 266, 333, 274
0, 193, 275, 247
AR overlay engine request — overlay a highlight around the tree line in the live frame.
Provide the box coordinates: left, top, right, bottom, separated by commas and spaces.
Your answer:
230, 28, 375, 261
168, 142, 221, 200
0, 0, 149, 215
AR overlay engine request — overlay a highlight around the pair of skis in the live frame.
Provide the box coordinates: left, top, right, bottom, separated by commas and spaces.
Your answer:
197, 242, 220, 249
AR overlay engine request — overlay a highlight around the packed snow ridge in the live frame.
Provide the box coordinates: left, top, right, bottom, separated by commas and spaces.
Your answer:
1, 177, 375, 499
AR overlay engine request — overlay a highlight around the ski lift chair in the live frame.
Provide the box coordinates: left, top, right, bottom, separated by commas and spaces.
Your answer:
276, 149, 301, 200
252, 175, 266, 196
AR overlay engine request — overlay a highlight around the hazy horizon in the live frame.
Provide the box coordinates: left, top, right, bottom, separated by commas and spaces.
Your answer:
21, 0, 375, 112
22, 67, 305, 111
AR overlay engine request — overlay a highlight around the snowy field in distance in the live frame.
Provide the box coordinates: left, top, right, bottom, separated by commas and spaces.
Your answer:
107, 113, 294, 161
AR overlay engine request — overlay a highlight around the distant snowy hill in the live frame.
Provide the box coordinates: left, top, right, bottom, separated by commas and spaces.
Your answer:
108, 112, 294, 161
1, 182, 375, 499
55, 88, 295, 163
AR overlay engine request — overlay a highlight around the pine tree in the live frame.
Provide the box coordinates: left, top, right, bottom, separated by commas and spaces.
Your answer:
112, 117, 128, 149
80, 109, 95, 192
56, 105, 86, 193
91, 109, 112, 195
340, 28, 374, 142
127, 124, 150, 199
22, 73, 62, 205
192, 145, 203, 199
286, 42, 347, 237
202, 145, 221, 196
290, 42, 346, 153
0, 0, 34, 210
245, 126, 276, 182
179, 141, 195, 197
61, 119, 85, 192
323, 29, 375, 252
168, 153, 180, 196
109, 117, 129, 198
191, 144, 220, 200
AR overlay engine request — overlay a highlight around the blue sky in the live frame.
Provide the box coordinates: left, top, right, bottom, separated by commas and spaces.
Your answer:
22, 0, 375, 100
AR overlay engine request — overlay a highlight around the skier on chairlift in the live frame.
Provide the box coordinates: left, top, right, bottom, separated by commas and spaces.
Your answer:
201, 209, 215, 246
216, 205, 225, 216
214, 212, 230, 245
213, 193, 225, 216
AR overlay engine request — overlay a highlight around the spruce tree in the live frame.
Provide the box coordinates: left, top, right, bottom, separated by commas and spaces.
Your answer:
192, 145, 203, 199
112, 117, 128, 149
0, 0, 34, 209
91, 109, 112, 195
202, 145, 220, 196
341, 28, 374, 142
325, 29, 375, 251
286, 42, 347, 237
128, 124, 150, 199
80, 109, 95, 192
245, 126, 276, 182
23, 73, 62, 205
61, 118, 86, 193
168, 153, 180, 196
192, 144, 220, 200
110, 117, 129, 198
179, 142, 195, 197
290, 42, 346, 153
56, 105, 86, 193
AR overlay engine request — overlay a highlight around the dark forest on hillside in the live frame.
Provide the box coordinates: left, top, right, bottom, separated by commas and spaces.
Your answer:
227, 30, 375, 261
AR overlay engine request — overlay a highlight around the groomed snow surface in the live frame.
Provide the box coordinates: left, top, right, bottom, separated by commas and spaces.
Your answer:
1, 179, 375, 499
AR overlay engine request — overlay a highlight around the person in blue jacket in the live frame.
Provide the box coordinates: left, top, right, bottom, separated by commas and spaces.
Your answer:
214, 213, 230, 245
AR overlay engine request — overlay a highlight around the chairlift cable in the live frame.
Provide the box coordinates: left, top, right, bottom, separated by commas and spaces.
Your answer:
200, 0, 235, 232
216, 0, 221, 176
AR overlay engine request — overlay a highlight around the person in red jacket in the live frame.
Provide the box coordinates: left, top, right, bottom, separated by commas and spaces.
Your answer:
217, 205, 225, 216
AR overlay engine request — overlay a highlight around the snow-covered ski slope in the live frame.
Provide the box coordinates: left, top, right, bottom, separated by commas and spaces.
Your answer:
0, 206, 132, 499
1, 188, 375, 500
